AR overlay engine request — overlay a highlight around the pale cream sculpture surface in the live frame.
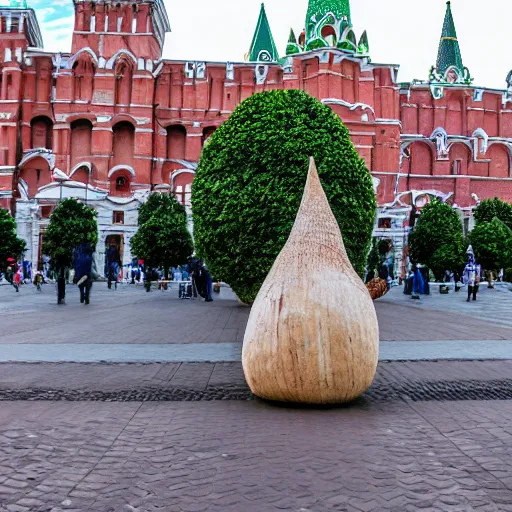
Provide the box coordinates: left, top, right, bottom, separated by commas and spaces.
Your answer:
242, 157, 379, 404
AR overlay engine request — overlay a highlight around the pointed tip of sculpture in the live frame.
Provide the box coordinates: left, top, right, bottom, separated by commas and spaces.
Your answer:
303, 156, 327, 205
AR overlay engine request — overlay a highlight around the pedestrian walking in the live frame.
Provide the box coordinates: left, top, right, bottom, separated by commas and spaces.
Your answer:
73, 243, 98, 305
34, 271, 43, 292
463, 246, 481, 302
13, 268, 21, 292
55, 265, 68, 304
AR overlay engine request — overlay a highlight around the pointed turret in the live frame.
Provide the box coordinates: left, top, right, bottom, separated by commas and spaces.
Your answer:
358, 30, 369, 54
436, 1, 463, 74
429, 2, 472, 85
247, 3, 279, 63
286, 28, 301, 56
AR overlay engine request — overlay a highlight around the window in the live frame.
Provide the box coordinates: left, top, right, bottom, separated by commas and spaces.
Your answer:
113, 211, 125, 224
30, 116, 53, 150
116, 176, 128, 191
110, 172, 131, 196
112, 122, 135, 166
452, 159, 462, 175
378, 218, 392, 229
40, 206, 52, 218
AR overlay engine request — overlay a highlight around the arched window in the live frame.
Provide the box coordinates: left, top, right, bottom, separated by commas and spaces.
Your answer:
112, 121, 135, 167
321, 25, 337, 46
109, 170, 132, 197
166, 125, 186, 160
450, 143, 471, 176
70, 119, 93, 167
409, 142, 432, 175
201, 126, 216, 147
19, 156, 51, 196
115, 59, 133, 106
73, 56, 95, 102
30, 116, 53, 149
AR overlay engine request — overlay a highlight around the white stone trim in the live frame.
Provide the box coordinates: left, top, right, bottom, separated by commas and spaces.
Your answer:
69, 161, 92, 178
108, 165, 136, 178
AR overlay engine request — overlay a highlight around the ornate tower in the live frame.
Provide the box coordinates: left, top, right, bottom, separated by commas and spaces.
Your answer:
247, 3, 279, 62
299, 0, 367, 55
71, 0, 170, 61
0, 0, 42, 60
429, 1, 472, 84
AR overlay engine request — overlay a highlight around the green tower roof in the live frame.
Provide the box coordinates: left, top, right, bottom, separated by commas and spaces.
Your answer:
247, 3, 279, 63
0, 0, 28, 8
436, 1, 463, 74
306, 0, 351, 28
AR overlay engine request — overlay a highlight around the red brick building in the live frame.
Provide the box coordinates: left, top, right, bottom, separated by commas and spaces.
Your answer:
0, 0, 511, 277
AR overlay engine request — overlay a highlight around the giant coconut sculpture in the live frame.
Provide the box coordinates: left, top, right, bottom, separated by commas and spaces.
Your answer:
242, 158, 379, 404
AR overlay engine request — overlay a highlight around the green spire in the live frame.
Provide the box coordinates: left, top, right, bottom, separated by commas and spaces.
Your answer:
304, 0, 354, 52
358, 30, 369, 54
247, 3, 279, 63
429, 1, 472, 85
306, 0, 351, 28
436, 1, 463, 74
286, 28, 301, 56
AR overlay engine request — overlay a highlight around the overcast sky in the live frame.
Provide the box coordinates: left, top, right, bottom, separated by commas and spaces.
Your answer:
32, 0, 511, 90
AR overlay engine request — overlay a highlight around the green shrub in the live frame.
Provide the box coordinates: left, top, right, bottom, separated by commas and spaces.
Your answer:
469, 218, 512, 272
0, 208, 26, 271
192, 89, 376, 303
474, 198, 512, 230
131, 193, 194, 278
408, 199, 465, 281
42, 198, 97, 268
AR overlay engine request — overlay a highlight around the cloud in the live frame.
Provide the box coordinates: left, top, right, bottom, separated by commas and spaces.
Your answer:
38, 7, 56, 20
41, 14, 74, 29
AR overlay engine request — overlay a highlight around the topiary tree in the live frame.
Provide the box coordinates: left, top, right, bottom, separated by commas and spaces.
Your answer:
192, 89, 377, 304
408, 199, 465, 281
469, 218, 512, 272
474, 198, 512, 230
42, 198, 98, 268
0, 208, 26, 271
137, 192, 188, 226
131, 193, 194, 279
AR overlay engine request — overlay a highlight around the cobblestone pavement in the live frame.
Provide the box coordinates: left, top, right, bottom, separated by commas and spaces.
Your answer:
2, 283, 512, 344
379, 283, 512, 330
0, 284, 249, 345
1, 360, 512, 402
2, 398, 512, 511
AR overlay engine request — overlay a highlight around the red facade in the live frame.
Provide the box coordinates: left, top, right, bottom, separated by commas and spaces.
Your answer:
1, 0, 512, 274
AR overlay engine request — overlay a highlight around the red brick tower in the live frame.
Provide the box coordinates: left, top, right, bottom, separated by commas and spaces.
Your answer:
0, 1, 43, 210
71, 0, 169, 61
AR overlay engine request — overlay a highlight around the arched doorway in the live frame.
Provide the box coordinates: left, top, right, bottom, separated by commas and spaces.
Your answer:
105, 234, 124, 276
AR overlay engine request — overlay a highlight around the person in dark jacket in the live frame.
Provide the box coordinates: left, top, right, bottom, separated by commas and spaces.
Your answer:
73, 243, 98, 305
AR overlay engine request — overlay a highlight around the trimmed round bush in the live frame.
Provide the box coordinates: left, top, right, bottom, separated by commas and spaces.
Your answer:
192, 90, 377, 304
